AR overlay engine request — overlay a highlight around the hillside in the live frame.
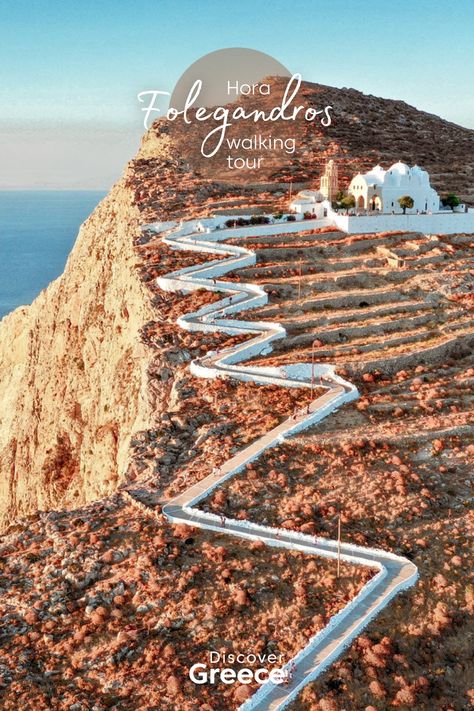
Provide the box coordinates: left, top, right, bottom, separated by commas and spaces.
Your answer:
9, 73, 473, 531
133, 76, 474, 220
0, 78, 472, 710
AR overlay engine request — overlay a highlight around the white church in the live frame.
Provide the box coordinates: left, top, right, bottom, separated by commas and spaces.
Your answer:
348, 161, 440, 214
287, 159, 473, 235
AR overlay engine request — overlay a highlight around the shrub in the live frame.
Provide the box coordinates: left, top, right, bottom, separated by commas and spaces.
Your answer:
442, 193, 461, 210
369, 680, 386, 699
341, 195, 355, 209
398, 195, 414, 214
248, 215, 270, 225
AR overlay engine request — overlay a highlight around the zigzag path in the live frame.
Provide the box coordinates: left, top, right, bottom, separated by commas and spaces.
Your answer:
148, 217, 418, 711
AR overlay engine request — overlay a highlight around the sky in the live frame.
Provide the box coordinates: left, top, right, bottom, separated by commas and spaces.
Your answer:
1, 0, 473, 189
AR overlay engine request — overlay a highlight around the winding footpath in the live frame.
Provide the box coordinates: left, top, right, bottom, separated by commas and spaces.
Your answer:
150, 217, 419, 711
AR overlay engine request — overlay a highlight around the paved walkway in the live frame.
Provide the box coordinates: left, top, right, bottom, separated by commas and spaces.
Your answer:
151, 219, 418, 711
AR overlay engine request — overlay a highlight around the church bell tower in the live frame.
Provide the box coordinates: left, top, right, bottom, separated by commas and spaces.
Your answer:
320, 160, 339, 202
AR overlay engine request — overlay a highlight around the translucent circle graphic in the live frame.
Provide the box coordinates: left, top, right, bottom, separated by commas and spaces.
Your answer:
169, 47, 291, 110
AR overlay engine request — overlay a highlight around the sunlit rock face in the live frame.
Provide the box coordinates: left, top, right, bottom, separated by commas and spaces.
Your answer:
0, 182, 154, 529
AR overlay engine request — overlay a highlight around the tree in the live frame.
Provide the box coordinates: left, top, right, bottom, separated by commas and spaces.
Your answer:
341, 195, 356, 209
442, 193, 461, 211
398, 195, 414, 214
334, 191, 355, 210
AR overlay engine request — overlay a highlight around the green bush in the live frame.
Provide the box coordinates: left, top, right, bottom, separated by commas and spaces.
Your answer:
442, 193, 461, 211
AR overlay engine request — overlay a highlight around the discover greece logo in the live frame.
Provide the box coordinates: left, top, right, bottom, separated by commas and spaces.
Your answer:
189, 650, 295, 686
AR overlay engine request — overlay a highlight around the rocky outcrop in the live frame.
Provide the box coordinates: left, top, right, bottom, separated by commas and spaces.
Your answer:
0, 180, 154, 530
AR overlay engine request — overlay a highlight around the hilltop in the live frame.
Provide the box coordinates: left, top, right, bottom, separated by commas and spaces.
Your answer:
132, 76, 474, 221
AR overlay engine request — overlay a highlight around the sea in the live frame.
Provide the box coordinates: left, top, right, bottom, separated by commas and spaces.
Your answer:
0, 191, 106, 320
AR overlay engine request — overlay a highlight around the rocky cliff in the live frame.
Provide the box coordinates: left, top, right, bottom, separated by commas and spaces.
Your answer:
0, 179, 154, 530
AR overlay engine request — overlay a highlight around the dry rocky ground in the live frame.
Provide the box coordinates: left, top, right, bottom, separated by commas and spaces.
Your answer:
138, 221, 474, 710
0, 496, 371, 710
193, 229, 474, 710
2, 209, 473, 711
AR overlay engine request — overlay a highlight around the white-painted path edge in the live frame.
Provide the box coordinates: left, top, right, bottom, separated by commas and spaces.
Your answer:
149, 218, 419, 711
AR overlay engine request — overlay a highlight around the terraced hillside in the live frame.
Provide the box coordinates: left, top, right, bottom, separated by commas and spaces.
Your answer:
136, 217, 473, 709
182, 224, 473, 710
1, 210, 471, 710
2, 71, 473, 711
225, 229, 474, 374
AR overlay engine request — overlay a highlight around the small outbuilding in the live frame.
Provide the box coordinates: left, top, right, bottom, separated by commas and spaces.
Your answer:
290, 190, 329, 218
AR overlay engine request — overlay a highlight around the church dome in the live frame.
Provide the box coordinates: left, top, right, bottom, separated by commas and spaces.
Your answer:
410, 164, 429, 185
389, 161, 410, 174
297, 189, 324, 201
384, 161, 410, 186
363, 164, 385, 186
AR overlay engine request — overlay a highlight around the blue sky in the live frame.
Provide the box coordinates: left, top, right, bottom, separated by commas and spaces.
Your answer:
1, 0, 473, 188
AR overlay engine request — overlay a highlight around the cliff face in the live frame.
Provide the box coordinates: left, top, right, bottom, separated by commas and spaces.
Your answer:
0, 179, 154, 530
